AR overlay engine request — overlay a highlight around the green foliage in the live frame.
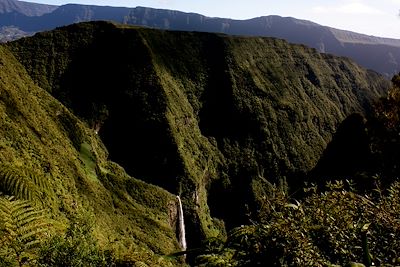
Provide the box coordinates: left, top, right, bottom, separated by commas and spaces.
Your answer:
0, 40, 181, 265
196, 179, 400, 266
37, 212, 113, 267
0, 255, 16, 267
0, 164, 50, 202
79, 142, 97, 181
0, 195, 50, 266
374, 74, 400, 130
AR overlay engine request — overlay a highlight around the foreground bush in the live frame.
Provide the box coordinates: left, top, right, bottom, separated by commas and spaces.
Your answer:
37, 214, 114, 267
196, 180, 400, 267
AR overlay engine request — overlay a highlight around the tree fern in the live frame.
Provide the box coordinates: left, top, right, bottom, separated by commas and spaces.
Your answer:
0, 164, 50, 202
0, 195, 50, 265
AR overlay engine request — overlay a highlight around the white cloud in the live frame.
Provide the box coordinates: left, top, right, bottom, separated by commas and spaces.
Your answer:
312, 2, 384, 15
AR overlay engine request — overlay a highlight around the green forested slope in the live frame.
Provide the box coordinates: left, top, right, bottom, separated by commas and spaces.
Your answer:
7, 21, 390, 252
0, 42, 182, 266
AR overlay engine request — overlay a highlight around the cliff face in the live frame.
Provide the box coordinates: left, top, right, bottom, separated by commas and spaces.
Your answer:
0, 0, 56, 16
124, 10, 400, 76
8, 21, 389, 247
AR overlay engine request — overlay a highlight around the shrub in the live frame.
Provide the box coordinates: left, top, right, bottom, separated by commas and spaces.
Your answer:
196, 179, 400, 266
37, 213, 114, 267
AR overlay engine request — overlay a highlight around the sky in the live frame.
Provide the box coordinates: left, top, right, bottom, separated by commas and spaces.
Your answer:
22, 0, 400, 39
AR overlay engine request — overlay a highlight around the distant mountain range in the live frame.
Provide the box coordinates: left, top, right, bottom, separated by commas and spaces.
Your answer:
0, 0, 56, 16
1, 0, 399, 76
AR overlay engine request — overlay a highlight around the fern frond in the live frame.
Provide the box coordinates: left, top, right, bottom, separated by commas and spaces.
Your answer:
24, 239, 41, 249
13, 205, 35, 219
0, 196, 50, 251
134, 261, 149, 267
28, 172, 49, 192
17, 212, 46, 227
19, 223, 48, 244
0, 164, 51, 202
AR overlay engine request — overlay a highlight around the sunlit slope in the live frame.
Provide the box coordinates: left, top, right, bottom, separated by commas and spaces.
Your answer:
0, 38, 181, 264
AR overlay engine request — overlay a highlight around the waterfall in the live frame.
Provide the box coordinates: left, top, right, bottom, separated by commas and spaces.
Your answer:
176, 195, 187, 250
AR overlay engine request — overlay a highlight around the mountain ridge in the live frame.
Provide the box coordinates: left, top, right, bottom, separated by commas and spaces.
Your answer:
0, 0, 56, 16
0, 3, 399, 76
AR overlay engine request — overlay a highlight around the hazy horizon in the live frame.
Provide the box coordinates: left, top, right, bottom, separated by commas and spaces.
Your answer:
21, 0, 400, 39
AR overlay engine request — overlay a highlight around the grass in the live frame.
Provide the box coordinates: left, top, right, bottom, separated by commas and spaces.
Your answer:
79, 142, 97, 181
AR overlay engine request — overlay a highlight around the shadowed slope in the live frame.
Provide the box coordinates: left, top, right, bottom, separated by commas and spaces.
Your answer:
8, 21, 389, 247
0, 35, 182, 265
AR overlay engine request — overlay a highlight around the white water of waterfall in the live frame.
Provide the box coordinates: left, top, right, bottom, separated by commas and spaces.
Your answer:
176, 196, 187, 250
